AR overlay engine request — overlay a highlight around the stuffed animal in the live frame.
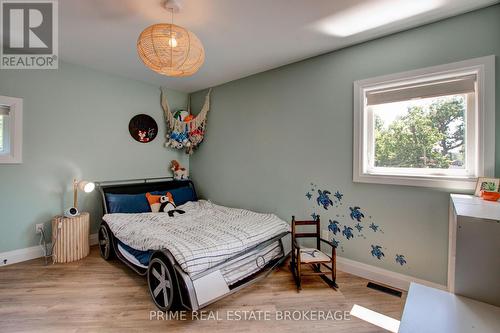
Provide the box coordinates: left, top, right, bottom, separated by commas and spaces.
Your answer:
159, 193, 185, 217
165, 138, 184, 149
170, 160, 188, 180
166, 131, 190, 150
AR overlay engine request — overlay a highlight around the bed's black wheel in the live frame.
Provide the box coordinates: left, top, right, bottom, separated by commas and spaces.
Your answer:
148, 257, 178, 311
98, 223, 114, 260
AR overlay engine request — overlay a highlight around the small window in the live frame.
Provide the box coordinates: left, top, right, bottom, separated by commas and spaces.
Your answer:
0, 96, 23, 164
354, 56, 495, 189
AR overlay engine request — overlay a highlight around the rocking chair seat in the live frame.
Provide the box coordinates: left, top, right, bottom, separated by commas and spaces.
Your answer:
299, 248, 331, 263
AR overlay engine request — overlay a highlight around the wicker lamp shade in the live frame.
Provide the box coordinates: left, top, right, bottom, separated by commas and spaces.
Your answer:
137, 23, 204, 77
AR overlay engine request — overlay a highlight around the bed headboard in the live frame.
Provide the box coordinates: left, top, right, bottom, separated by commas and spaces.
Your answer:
97, 177, 197, 214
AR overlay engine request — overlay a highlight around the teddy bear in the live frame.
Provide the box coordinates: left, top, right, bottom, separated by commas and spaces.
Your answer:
170, 160, 189, 180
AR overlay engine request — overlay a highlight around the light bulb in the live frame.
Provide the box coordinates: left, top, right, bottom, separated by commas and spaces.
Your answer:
77, 181, 95, 193
83, 182, 95, 193
169, 37, 177, 48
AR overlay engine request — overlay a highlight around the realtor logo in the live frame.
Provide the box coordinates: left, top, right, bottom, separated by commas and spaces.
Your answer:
1, 0, 58, 69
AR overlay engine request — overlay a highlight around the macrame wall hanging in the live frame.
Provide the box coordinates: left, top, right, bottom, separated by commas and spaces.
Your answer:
160, 88, 211, 154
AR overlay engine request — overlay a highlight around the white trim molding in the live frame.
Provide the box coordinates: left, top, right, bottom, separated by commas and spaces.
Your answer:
337, 256, 447, 291
89, 233, 98, 246
0, 244, 46, 267
0, 95, 23, 164
353, 55, 495, 190
0, 233, 98, 267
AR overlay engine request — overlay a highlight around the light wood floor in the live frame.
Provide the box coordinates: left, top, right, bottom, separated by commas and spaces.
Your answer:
0, 247, 406, 332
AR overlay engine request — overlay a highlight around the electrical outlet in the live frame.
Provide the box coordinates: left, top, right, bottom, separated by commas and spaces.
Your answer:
35, 223, 44, 234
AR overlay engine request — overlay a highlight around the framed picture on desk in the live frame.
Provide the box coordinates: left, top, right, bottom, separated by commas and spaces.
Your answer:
474, 177, 499, 196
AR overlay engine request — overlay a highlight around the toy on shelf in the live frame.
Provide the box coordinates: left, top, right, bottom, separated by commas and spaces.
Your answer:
170, 160, 188, 180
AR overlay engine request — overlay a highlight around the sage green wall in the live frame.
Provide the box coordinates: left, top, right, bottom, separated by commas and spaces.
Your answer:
0, 62, 187, 253
190, 5, 500, 285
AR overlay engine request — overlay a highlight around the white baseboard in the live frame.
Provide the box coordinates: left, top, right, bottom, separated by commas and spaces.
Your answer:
0, 233, 99, 267
336, 256, 447, 291
0, 244, 47, 267
89, 233, 98, 246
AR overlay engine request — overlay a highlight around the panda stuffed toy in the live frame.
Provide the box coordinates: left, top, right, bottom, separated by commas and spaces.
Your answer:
159, 193, 185, 217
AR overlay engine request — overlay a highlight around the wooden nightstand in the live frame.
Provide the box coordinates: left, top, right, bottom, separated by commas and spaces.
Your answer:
51, 212, 90, 263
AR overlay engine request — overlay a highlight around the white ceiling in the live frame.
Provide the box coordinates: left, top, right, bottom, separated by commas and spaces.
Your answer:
60, 0, 499, 93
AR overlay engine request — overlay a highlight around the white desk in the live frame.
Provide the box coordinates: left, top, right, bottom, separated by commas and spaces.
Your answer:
399, 283, 500, 333
450, 194, 500, 220
448, 194, 500, 306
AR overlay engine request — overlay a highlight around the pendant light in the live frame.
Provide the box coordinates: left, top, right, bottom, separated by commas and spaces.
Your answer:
137, 0, 205, 77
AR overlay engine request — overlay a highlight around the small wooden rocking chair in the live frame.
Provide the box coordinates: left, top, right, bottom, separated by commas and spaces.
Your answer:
290, 215, 338, 291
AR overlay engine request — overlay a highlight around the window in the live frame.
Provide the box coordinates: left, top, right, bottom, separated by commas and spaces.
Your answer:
0, 110, 4, 152
0, 96, 23, 164
354, 56, 495, 189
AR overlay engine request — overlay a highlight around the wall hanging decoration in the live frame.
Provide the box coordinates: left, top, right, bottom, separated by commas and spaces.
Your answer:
129, 114, 158, 143
161, 88, 211, 154
137, 0, 205, 77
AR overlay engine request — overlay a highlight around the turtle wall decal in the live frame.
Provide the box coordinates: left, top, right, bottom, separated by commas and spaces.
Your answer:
342, 226, 354, 240
395, 254, 407, 266
317, 190, 334, 210
331, 238, 340, 248
349, 206, 365, 222
304, 182, 408, 268
371, 245, 385, 260
328, 219, 341, 235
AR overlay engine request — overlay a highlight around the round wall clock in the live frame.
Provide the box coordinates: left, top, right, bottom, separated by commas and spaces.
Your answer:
129, 114, 158, 143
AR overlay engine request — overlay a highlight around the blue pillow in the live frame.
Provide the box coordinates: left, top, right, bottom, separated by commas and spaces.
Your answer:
106, 193, 151, 213
151, 186, 196, 206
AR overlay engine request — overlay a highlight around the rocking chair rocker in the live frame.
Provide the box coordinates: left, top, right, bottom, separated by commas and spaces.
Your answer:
290, 215, 338, 291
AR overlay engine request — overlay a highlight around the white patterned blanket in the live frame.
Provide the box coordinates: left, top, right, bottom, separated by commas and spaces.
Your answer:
102, 200, 290, 276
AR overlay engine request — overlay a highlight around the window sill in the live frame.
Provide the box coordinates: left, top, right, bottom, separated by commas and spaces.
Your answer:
0, 153, 22, 164
354, 172, 476, 190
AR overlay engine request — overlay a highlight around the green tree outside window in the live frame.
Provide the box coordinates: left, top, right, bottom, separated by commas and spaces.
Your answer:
374, 97, 465, 169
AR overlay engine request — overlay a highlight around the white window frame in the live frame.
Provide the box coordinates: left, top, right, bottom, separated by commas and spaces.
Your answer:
0, 96, 23, 164
353, 56, 495, 190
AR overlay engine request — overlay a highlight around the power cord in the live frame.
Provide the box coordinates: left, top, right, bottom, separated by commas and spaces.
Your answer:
38, 224, 61, 265
49, 225, 61, 264
38, 228, 49, 265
